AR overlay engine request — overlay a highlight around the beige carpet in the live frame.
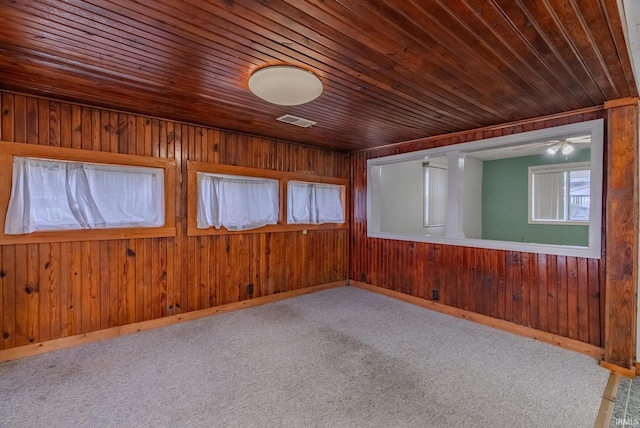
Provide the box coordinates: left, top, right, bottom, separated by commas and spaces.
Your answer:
0, 286, 608, 427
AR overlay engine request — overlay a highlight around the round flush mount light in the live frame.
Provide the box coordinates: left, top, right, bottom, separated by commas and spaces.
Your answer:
248, 65, 323, 106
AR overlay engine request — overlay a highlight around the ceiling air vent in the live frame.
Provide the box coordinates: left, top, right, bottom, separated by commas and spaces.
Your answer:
277, 114, 317, 128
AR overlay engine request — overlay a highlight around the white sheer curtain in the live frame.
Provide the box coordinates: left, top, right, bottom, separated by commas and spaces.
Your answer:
424, 165, 447, 227
197, 173, 279, 230
4, 157, 164, 234
533, 171, 565, 220
287, 181, 344, 224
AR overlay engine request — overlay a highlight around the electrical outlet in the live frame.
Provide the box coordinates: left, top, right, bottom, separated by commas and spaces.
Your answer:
247, 283, 254, 295
432, 290, 440, 301
361, 273, 367, 282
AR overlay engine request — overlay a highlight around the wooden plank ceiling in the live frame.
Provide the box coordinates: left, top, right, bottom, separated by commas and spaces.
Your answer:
0, 0, 636, 152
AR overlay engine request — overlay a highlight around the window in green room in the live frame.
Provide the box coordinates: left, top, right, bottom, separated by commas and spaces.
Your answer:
528, 162, 591, 225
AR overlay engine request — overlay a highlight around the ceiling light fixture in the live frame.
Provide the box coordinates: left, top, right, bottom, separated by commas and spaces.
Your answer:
546, 145, 559, 155
248, 65, 323, 106
546, 140, 574, 156
561, 143, 574, 155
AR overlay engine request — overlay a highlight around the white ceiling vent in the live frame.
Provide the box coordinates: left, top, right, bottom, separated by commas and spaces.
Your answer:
277, 114, 317, 128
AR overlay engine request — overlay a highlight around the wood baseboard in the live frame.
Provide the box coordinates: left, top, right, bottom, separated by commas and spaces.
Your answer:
349, 280, 605, 361
0, 280, 347, 363
594, 372, 621, 428
600, 360, 636, 378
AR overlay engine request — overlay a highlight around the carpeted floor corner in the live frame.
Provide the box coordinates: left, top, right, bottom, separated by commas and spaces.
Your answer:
0, 286, 609, 427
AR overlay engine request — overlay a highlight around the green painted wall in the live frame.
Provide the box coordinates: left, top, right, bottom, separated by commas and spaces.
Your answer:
481, 149, 590, 246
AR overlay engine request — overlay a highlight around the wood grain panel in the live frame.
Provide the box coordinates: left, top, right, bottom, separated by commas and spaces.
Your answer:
604, 99, 639, 368
0, 91, 349, 354
350, 109, 608, 348
0, 1, 635, 151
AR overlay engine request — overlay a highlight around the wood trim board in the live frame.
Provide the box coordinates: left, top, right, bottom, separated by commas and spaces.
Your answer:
186, 161, 349, 236
0, 141, 178, 244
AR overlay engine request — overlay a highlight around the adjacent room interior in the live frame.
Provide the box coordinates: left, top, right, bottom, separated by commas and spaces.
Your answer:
0, 1, 639, 426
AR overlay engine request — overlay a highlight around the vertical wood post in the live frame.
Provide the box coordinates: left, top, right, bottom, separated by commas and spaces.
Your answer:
604, 97, 639, 369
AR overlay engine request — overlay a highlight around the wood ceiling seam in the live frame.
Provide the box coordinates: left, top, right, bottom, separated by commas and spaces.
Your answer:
598, 0, 639, 96
185, 6, 489, 131
0, 1, 633, 150
48, 0, 500, 135
559, 0, 620, 98
508, 0, 603, 105
448, 0, 584, 111
277, 0, 523, 120
172, 0, 497, 126
88, 0, 479, 131
533, 0, 613, 100
371, 0, 554, 116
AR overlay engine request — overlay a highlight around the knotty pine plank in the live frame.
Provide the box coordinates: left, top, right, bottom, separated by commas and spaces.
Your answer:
26, 243, 39, 344
604, 100, 638, 367
520, 252, 531, 328
81, 106, 92, 151
588, 258, 601, 346
90, 109, 100, 152
567, 256, 579, 340
99, 241, 111, 330
14, 244, 29, 346
13, 95, 26, 143
26, 97, 38, 144
71, 105, 82, 150
1, 93, 15, 141
547, 255, 559, 335
159, 238, 169, 317
558, 255, 569, 337
577, 257, 589, 343
134, 239, 145, 322
124, 239, 136, 325
511, 252, 523, 326
48, 101, 61, 147
35, 247, 50, 344
1, 246, 16, 349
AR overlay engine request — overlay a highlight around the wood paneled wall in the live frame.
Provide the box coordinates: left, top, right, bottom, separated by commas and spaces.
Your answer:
350, 109, 607, 348
604, 99, 639, 368
0, 92, 349, 351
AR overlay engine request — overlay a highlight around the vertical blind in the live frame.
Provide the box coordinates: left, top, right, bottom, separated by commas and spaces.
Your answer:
531, 167, 590, 222
5, 157, 164, 234
532, 171, 565, 221
424, 165, 447, 227
197, 173, 279, 230
287, 181, 344, 224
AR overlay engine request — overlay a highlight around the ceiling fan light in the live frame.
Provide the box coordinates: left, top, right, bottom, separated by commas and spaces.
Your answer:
561, 143, 574, 155
248, 65, 323, 106
547, 145, 559, 155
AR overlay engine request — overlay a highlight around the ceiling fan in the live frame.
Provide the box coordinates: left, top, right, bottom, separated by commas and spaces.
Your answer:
512, 135, 591, 156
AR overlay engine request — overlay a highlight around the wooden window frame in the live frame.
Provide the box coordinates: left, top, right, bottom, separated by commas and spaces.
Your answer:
0, 141, 177, 244
187, 161, 348, 236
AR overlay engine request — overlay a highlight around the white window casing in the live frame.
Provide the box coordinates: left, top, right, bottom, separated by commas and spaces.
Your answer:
366, 118, 604, 259
528, 161, 591, 225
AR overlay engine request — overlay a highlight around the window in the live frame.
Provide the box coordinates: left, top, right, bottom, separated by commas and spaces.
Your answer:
0, 141, 176, 244
423, 162, 447, 227
287, 181, 345, 224
528, 162, 590, 224
5, 157, 164, 234
187, 161, 348, 236
367, 118, 603, 259
197, 172, 279, 231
